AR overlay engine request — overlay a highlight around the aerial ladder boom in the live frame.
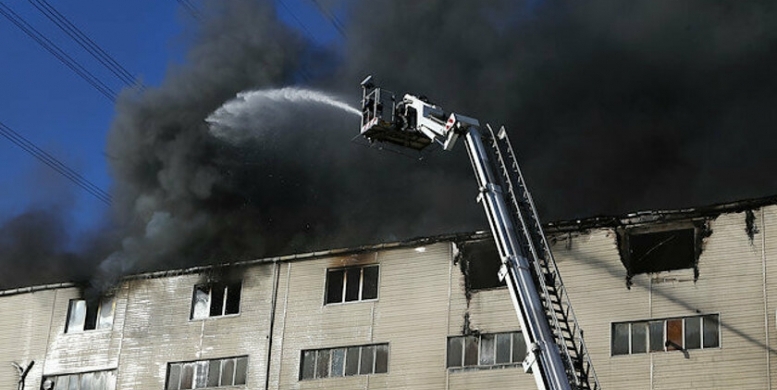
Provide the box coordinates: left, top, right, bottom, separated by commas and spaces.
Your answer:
359, 76, 599, 390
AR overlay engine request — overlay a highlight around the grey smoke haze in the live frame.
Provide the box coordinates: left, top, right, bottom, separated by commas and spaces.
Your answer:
2, 0, 777, 289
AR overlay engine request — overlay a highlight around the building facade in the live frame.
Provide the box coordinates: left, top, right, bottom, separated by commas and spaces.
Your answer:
3, 197, 777, 389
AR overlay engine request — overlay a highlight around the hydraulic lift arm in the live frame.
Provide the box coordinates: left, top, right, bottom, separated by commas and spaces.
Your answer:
359, 76, 599, 390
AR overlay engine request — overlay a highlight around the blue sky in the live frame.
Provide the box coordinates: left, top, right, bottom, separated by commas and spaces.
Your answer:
0, 0, 339, 241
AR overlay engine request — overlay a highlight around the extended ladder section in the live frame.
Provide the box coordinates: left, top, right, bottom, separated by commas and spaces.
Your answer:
484, 125, 600, 390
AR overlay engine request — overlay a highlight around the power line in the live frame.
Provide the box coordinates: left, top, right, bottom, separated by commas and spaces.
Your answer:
175, 0, 203, 21
308, 0, 346, 38
28, 0, 142, 90
277, 0, 315, 40
0, 120, 112, 205
0, 2, 116, 102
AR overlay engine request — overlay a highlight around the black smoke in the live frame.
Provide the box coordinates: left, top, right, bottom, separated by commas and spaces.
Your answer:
2, 0, 777, 289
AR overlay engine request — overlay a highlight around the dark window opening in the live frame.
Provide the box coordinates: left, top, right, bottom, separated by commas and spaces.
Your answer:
191, 282, 241, 320
621, 228, 697, 276
325, 265, 379, 305
459, 239, 504, 290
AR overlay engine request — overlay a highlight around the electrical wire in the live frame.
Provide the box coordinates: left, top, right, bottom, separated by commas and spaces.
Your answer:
28, 0, 142, 90
0, 2, 116, 102
0, 120, 112, 205
308, 0, 346, 38
175, 0, 203, 21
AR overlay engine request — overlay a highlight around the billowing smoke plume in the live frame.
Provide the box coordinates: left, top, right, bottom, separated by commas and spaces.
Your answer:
2, 0, 777, 289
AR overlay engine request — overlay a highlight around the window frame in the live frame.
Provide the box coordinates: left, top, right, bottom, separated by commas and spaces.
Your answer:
65, 296, 116, 333
166, 356, 248, 390
324, 265, 380, 306
190, 281, 242, 320
299, 343, 389, 380
42, 369, 117, 390
611, 314, 720, 356
446, 331, 526, 370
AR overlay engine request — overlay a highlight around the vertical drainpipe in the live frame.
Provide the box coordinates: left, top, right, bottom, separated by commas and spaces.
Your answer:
264, 261, 281, 390
762, 208, 771, 389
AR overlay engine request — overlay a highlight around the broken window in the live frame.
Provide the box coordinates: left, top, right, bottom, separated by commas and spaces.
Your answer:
299, 343, 389, 380
447, 331, 526, 369
458, 239, 504, 290
190, 282, 241, 320
166, 356, 248, 390
325, 265, 379, 305
42, 369, 117, 390
611, 314, 720, 356
620, 227, 697, 276
65, 296, 115, 333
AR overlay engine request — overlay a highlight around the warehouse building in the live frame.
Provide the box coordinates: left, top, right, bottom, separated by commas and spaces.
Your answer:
3, 196, 777, 389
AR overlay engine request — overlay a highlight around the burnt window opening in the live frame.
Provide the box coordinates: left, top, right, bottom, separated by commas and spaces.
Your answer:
300, 343, 388, 380
447, 331, 525, 369
166, 356, 247, 389
65, 296, 115, 333
458, 239, 504, 291
190, 282, 242, 320
42, 369, 117, 390
620, 227, 697, 277
611, 314, 719, 356
325, 265, 379, 305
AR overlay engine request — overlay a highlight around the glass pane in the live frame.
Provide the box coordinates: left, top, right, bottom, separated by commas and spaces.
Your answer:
703, 315, 720, 348
631, 322, 647, 354
345, 268, 361, 301
316, 350, 331, 379
225, 283, 241, 314
234, 357, 248, 385
221, 359, 235, 385
326, 270, 345, 304
612, 323, 630, 355
80, 372, 93, 390
447, 337, 463, 368
104, 371, 117, 390
51, 376, 67, 390
479, 334, 495, 365
194, 361, 208, 388
301, 350, 316, 380
331, 348, 345, 377
374, 344, 389, 374
67, 375, 78, 390
666, 319, 683, 350
360, 345, 375, 375
210, 286, 225, 317
362, 266, 379, 300
685, 317, 701, 349
67, 300, 87, 333
191, 287, 209, 320
96, 297, 115, 330
495, 333, 511, 364
649, 321, 664, 352
345, 347, 360, 376
463, 336, 479, 366
207, 360, 220, 387
167, 365, 181, 390
512, 332, 526, 363
180, 364, 194, 389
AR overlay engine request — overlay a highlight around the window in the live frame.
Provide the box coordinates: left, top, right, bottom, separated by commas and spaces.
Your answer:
66, 297, 115, 333
619, 227, 697, 276
447, 332, 525, 369
325, 265, 379, 305
458, 239, 504, 290
190, 282, 241, 319
611, 314, 720, 355
300, 343, 388, 380
42, 369, 116, 390
166, 356, 248, 390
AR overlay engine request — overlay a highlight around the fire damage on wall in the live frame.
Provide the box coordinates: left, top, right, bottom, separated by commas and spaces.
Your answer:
453, 236, 505, 336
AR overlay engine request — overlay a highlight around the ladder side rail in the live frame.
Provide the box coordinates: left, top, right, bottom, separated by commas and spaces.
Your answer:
498, 128, 601, 390
462, 127, 572, 390
485, 125, 580, 386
